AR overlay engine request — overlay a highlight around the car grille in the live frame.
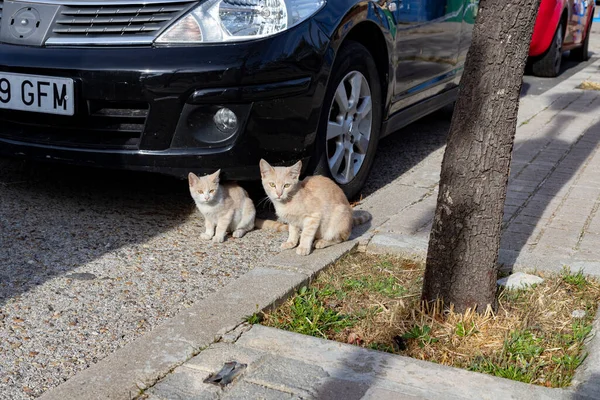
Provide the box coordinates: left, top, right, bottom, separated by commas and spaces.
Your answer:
46, 1, 196, 46
0, 101, 149, 150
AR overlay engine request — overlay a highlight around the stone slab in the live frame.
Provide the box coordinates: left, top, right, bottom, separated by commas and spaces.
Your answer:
236, 325, 566, 400
222, 381, 299, 399
148, 366, 219, 400
366, 233, 428, 258
497, 272, 544, 289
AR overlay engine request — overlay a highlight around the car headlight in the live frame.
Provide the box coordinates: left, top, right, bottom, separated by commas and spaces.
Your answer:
156, 0, 325, 44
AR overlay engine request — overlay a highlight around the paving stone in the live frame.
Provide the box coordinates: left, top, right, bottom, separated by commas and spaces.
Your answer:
503, 205, 520, 217
314, 378, 371, 400
366, 234, 428, 257
576, 233, 600, 256
505, 189, 533, 201
361, 387, 429, 400
500, 231, 534, 251
377, 202, 435, 235
507, 213, 547, 228
587, 217, 600, 235
244, 354, 329, 398
520, 200, 558, 219
356, 185, 431, 228
497, 272, 544, 290
549, 218, 585, 232
567, 186, 600, 201
534, 228, 581, 251
508, 179, 541, 193
222, 381, 299, 399
148, 366, 220, 400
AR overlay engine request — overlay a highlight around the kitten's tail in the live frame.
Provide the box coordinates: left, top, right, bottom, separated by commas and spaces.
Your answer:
352, 210, 372, 226
255, 218, 287, 232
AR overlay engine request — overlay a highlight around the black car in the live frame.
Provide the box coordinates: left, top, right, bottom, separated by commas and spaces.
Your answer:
0, 0, 476, 198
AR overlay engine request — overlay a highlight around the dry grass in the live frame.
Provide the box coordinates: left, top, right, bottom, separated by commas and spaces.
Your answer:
577, 80, 600, 91
259, 252, 600, 388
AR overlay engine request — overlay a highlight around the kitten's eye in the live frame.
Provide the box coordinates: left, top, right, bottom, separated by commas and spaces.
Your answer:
269, 183, 275, 188
199, 190, 204, 194
209, 189, 215, 193
284, 184, 291, 188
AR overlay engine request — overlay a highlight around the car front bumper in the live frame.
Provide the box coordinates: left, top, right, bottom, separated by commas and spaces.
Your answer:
0, 20, 330, 180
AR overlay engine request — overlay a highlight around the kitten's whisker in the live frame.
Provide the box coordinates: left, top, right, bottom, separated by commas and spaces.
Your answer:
256, 196, 271, 209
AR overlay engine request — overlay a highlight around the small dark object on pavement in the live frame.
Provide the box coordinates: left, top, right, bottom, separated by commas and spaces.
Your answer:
204, 361, 247, 387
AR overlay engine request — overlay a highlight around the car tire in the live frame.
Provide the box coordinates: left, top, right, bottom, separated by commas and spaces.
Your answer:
308, 41, 382, 199
531, 23, 564, 77
570, 19, 592, 61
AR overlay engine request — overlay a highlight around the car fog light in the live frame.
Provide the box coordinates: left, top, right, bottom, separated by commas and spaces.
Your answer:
214, 108, 238, 135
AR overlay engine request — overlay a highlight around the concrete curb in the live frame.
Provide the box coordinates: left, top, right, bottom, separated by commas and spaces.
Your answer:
39, 242, 358, 400
570, 307, 600, 399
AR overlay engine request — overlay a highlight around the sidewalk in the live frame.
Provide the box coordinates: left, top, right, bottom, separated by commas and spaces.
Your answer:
41, 61, 600, 399
367, 64, 600, 277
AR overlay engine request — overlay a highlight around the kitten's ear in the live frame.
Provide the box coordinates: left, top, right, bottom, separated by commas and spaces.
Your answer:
289, 160, 302, 180
188, 172, 200, 186
210, 169, 221, 184
259, 159, 273, 178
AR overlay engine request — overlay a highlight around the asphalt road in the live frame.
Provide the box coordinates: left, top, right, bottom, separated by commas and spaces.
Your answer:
1, 35, 599, 399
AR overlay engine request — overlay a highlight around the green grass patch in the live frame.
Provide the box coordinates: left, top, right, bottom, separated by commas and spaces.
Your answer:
255, 252, 600, 388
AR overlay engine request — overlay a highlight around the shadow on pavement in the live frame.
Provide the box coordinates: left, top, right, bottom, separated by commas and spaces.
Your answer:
571, 372, 600, 399
500, 92, 600, 268
0, 160, 194, 306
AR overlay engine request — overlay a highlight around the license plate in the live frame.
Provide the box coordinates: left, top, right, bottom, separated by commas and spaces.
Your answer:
0, 72, 74, 116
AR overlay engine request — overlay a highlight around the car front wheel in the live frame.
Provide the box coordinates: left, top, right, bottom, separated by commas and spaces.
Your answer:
310, 41, 382, 199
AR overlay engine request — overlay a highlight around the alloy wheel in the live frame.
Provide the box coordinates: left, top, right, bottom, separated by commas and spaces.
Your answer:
325, 71, 373, 185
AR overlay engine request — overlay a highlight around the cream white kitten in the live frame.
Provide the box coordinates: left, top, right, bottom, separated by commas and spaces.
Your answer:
189, 170, 285, 243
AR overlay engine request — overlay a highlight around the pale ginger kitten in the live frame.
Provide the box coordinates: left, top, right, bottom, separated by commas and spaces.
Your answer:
189, 170, 284, 243
259, 159, 371, 256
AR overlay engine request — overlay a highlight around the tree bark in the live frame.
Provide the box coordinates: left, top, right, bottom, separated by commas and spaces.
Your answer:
422, 0, 541, 313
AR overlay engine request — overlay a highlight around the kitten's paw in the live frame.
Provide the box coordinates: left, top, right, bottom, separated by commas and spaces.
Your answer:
201, 233, 213, 240
280, 241, 297, 250
296, 246, 312, 256
212, 235, 226, 243
232, 229, 246, 238
314, 240, 328, 249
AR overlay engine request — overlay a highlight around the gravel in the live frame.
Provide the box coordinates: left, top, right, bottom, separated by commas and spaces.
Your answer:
0, 109, 452, 399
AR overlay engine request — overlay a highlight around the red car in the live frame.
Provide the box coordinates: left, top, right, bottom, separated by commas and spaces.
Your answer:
529, 0, 595, 77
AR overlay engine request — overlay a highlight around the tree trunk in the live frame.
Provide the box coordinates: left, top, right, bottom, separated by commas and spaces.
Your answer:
422, 0, 541, 313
